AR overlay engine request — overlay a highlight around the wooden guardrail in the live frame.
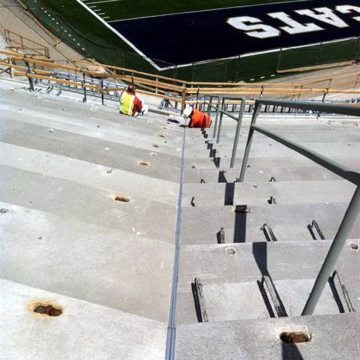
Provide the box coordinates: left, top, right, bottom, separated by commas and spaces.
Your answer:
0, 50, 359, 107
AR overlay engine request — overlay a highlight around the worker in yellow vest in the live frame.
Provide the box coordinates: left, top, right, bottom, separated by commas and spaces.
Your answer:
119, 84, 148, 117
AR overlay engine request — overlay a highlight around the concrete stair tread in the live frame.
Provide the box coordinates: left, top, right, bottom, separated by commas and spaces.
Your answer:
175, 313, 360, 360
1, 279, 166, 360
183, 180, 356, 207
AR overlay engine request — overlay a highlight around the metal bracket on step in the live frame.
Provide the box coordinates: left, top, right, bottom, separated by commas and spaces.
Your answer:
307, 220, 325, 240
260, 223, 278, 242
217, 227, 225, 244
191, 277, 208, 322
262, 275, 287, 317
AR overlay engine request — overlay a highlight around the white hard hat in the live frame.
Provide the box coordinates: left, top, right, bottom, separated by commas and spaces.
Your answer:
183, 106, 193, 117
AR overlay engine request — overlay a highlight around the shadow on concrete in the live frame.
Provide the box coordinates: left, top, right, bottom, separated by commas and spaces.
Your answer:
218, 170, 227, 183
224, 182, 235, 205
233, 207, 247, 243
328, 274, 345, 313
253, 242, 288, 318
281, 342, 304, 360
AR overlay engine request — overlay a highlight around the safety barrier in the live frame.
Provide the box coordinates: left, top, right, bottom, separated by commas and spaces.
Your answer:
1, 49, 359, 112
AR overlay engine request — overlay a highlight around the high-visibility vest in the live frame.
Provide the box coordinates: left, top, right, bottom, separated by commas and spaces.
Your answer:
120, 92, 135, 116
189, 110, 212, 128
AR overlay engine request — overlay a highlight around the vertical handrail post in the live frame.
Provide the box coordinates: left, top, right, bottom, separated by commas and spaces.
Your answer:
25, 59, 34, 91
100, 77, 104, 105
207, 96, 213, 116
181, 83, 187, 111
230, 98, 245, 168
212, 96, 221, 139
238, 101, 262, 182
302, 186, 360, 315
82, 72, 87, 103
216, 97, 226, 144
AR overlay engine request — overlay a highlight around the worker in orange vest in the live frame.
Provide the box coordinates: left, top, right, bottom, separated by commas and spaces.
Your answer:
119, 84, 148, 117
183, 106, 212, 128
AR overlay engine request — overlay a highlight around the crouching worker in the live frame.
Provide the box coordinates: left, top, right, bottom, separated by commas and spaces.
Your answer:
119, 84, 148, 117
183, 106, 212, 128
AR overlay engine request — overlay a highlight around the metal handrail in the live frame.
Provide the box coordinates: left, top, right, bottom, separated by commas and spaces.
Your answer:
206, 95, 246, 168
238, 99, 360, 316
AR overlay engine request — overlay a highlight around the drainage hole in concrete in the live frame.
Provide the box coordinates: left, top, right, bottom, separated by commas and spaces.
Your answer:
113, 195, 130, 202
30, 302, 63, 317
280, 331, 312, 344
138, 161, 151, 166
350, 243, 359, 250
225, 247, 236, 255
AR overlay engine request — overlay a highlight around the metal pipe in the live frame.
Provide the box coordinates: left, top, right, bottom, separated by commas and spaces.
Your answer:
302, 186, 360, 315
216, 98, 225, 144
256, 99, 360, 117
230, 98, 245, 168
207, 96, 213, 116
212, 96, 221, 139
100, 78, 104, 105
25, 61, 34, 91
82, 72, 87, 103
238, 102, 261, 182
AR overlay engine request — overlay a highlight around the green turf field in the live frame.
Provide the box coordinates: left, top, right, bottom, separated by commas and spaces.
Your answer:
20, 0, 360, 81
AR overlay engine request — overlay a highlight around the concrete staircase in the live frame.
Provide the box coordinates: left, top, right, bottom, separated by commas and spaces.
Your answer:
0, 77, 359, 359
175, 113, 360, 358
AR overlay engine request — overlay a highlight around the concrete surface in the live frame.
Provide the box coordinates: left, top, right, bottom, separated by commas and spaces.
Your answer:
1, 74, 359, 359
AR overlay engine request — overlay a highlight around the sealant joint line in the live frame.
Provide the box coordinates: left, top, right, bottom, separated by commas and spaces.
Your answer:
165, 126, 186, 360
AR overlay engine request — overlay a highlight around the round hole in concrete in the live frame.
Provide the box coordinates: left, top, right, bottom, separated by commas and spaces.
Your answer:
153, 144, 160, 148
29, 301, 63, 317
113, 195, 130, 202
159, 134, 165, 138
225, 247, 236, 255
350, 243, 359, 250
280, 331, 312, 344
138, 160, 151, 167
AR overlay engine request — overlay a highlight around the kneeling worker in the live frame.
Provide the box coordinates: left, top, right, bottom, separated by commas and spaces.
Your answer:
183, 106, 212, 128
119, 84, 148, 117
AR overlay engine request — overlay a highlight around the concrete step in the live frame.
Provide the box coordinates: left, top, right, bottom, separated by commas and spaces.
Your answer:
1, 279, 167, 360
181, 202, 360, 244
0, 166, 177, 243
0, 118, 182, 182
0, 94, 183, 156
183, 164, 353, 183
176, 240, 359, 323
183, 180, 356, 208
176, 277, 350, 324
175, 313, 360, 360
177, 240, 359, 289
0, 85, 183, 137
0, 142, 179, 206
0, 202, 173, 321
